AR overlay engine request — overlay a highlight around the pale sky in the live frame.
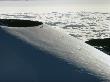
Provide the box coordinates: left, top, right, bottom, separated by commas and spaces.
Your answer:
0, 0, 110, 4
0, 0, 110, 12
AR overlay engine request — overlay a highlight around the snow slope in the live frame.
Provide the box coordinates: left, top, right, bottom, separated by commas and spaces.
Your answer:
1, 23, 110, 81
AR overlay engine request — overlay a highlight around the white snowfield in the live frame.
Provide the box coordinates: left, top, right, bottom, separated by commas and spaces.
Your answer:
1, 24, 110, 81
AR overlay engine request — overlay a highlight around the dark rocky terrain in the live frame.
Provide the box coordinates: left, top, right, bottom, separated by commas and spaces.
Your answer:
86, 38, 110, 55
0, 19, 43, 27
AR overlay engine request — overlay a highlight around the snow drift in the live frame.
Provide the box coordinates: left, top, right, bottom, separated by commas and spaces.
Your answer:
0, 19, 110, 81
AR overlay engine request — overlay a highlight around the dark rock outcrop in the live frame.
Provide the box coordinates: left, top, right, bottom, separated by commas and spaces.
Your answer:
86, 38, 110, 55
0, 19, 43, 27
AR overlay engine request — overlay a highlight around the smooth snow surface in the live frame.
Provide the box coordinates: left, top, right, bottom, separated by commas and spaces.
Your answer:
1, 24, 110, 81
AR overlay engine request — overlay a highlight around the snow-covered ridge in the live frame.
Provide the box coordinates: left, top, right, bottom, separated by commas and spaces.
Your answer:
1, 21, 110, 81
0, 11, 110, 41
